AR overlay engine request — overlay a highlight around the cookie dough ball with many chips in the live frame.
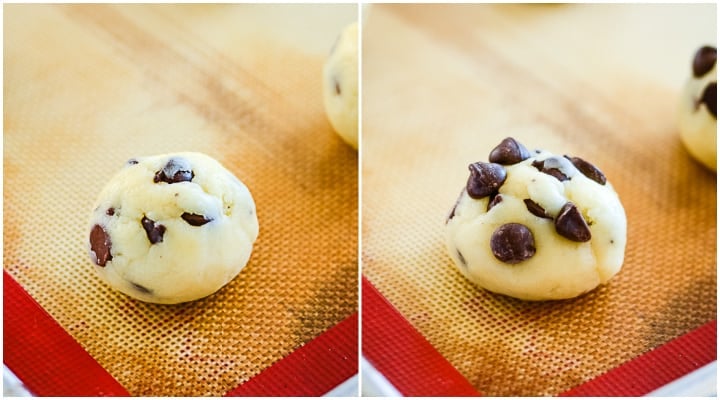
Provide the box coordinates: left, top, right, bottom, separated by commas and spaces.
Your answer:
322, 22, 358, 149
679, 45, 717, 171
88, 152, 259, 304
445, 138, 627, 301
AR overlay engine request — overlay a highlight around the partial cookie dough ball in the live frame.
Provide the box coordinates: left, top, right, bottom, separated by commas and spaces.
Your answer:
445, 138, 627, 301
679, 45, 717, 171
322, 22, 358, 149
88, 153, 259, 304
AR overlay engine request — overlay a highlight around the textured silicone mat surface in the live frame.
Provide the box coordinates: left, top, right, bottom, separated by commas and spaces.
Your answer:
362, 4, 716, 396
4, 4, 357, 396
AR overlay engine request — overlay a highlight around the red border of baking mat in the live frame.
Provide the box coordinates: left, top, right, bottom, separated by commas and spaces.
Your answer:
361, 276, 481, 396
225, 312, 358, 396
3, 270, 130, 396
560, 319, 716, 396
3, 270, 358, 396
362, 275, 716, 397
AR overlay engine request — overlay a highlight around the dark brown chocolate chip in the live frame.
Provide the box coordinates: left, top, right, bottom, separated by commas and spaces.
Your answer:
181, 212, 213, 226
334, 78, 341, 95
700, 82, 717, 119
141, 216, 166, 244
693, 46, 717, 78
489, 137, 531, 165
446, 188, 465, 223
523, 199, 551, 219
532, 159, 569, 182
466, 162, 507, 199
456, 249, 467, 268
131, 282, 153, 295
564, 155, 607, 185
490, 223, 536, 264
555, 202, 592, 242
90, 224, 112, 267
106, 207, 115, 216
154, 158, 194, 184
487, 193, 504, 211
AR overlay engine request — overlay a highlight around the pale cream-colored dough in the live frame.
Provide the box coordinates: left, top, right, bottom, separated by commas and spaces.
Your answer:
445, 149, 627, 301
679, 51, 717, 171
322, 22, 358, 149
88, 152, 259, 304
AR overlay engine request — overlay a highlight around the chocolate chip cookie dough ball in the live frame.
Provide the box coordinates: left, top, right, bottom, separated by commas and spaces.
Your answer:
88, 153, 259, 304
445, 138, 627, 301
322, 22, 358, 149
679, 45, 717, 171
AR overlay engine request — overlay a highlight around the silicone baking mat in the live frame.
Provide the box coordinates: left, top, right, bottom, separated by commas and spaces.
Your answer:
361, 4, 716, 396
4, 4, 358, 396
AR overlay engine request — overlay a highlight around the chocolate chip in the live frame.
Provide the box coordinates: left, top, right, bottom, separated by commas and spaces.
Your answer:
334, 78, 341, 95
457, 249, 467, 268
487, 193, 504, 211
564, 155, 607, 185
693, 46, 717, 78
141, 216, 166, 244
532, 159, 569, 182
523, 199, 551, 219
700, 82, 717, 119
131, 282, 153, 295
555, 202, 591, 242
90, 224, 112, 267
466, 162, 507, 199
446, 188, 465, 223
154, 158, 194, 184
489, 137, 531, 165
181, 212, 213, 226
106, 207, 115, 216
490, 223, 536, 264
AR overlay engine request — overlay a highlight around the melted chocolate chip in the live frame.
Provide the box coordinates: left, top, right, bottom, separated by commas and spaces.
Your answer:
564, 155, 607, 185
131, 282, 153, 295
106, 207, 115, 216
154, 158, 194, 184
90, 224, 112, 267
466, 162, 507, 199
532, 159, 569, 182
487, 193, 504, 211
693, 46, 717, 78
555, 202, 591, 242
141, 216, 166, 244
489, 137, 531, 165
700, 82, 717, 119
181, 212, 213, 226
523, 199, 551, 219
490, 223, 536, 264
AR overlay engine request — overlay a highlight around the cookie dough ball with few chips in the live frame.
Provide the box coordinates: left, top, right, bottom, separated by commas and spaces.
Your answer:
88, 153, 259, 304
445, 138, 627, 301
679, 45, 717, 171
322, 22, 358, 149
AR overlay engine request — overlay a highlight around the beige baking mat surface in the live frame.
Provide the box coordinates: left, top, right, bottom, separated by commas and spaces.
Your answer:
362, 4, 716, 396
4, 4, 357, 396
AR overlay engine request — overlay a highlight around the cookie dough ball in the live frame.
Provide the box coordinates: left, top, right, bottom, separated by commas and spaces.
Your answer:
87, 153, 259, 304
322, 22, 358, 149
679, 45, 717, 171
445, 138, 627, 301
